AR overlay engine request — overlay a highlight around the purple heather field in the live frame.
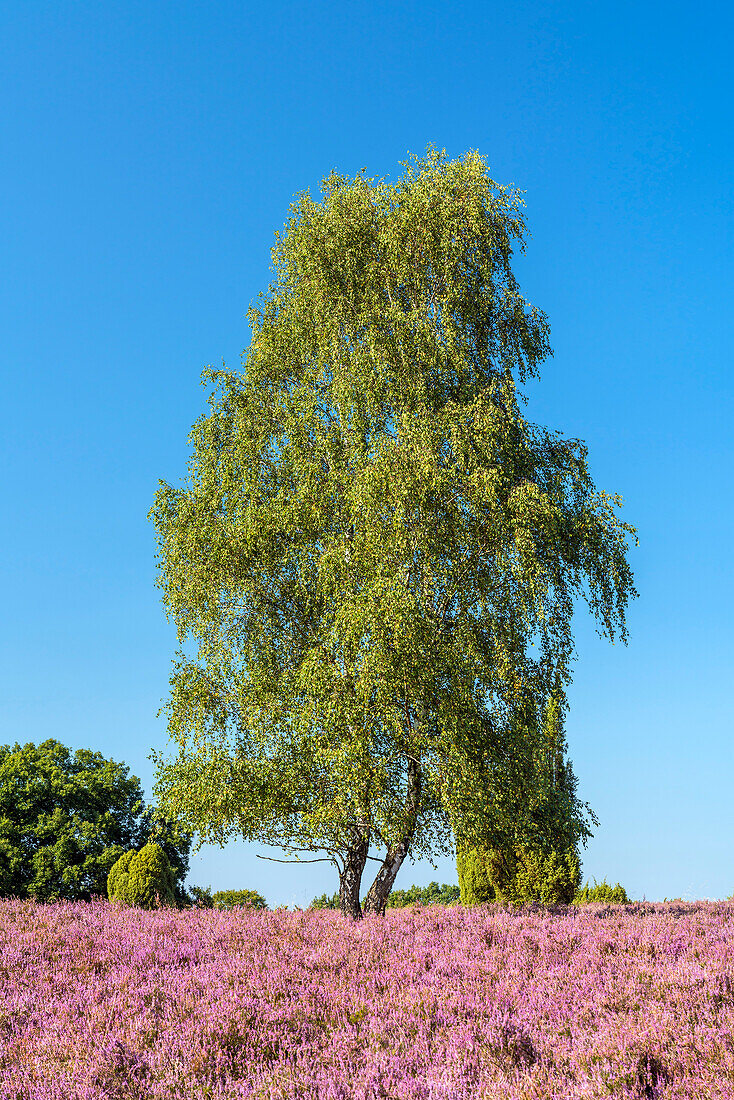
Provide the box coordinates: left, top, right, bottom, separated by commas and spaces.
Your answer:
1, 900, 733, 1098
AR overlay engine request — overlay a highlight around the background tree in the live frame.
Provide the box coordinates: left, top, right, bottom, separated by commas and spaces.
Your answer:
386, 881, 461, 908
309, 890, 342, 910
150, 147, 637, 920
0, 739, 194, 903
212, 888, 268, 910
310, 881, 460, 909
187, 884, 215, 908
0, 739, 143, 901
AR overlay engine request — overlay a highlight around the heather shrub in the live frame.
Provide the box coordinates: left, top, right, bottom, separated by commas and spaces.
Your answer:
107, 843, 176, 909
3, 897, 730, 1096
212, 888, 268, 910
574, 879, 630, 904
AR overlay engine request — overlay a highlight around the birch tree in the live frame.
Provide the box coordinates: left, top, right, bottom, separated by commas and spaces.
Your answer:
149, 147, 637, 919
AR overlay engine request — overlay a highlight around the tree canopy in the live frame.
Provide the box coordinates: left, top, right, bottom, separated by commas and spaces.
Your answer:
213, 888, 269, 910
0, 739, 193, 902
150, 146, 637, 918
0, 739, 143, 901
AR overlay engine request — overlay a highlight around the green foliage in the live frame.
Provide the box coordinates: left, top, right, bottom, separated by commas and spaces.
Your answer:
0, 739, 194, 905
457, 840, 581, 906
187, 884, 214, 908
456, 688, 585, 906
212, 888, 268, 910
574, 879, 631, 904
495, 845, 581, 905
385, 881, 460, 908
106, 849, 135, 904
456, 843, 496, 905
107, 843, 176, 909
150, 146, 637, 917
309, 891, 340, 910
310, 882, 460, 909
0, 739, 144, 901
135, 806, 192, 907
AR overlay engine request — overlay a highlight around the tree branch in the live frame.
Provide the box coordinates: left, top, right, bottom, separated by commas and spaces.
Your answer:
256, 854, 335, 865
434, 549, 478, 636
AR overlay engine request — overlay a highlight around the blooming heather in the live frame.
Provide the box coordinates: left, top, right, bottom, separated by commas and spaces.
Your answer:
1, 898, 733, 1098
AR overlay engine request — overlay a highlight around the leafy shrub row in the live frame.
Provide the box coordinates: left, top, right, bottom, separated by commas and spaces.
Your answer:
387, 881, 461, 907
573, 879, 631, 904
310, 881, 462, 910
310, 878, 633, 911
213, 888, 267, 909
106, 842, 631, 913
107, 848, 269, 911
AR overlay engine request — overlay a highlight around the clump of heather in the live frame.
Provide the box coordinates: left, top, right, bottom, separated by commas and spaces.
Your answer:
1, 898, 734, 1098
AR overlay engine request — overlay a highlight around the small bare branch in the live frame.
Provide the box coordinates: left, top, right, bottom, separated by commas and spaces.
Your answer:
266, 843, 336, 855
256, 854, 335, 865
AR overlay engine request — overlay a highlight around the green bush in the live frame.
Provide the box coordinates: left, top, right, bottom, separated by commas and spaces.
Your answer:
187, 884, 214, 908
107, 849, 135, 904
309, 890, 340, 909
212, 888, 268, 910
387, 881, 461, 908
135, 807, 192, 908
309, 883, 461, 910
458, 842, 580, 906
509, 846, 581, 905
573, 879, 630, 904
456, 844, 496, 905
107, 843, 176, 909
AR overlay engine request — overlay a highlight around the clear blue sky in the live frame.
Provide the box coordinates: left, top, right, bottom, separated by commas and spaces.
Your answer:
2, 0, 732, 907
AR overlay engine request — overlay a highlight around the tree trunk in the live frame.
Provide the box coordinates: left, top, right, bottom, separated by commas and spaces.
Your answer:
362, 756, 422, 916
338, 825, 370, 920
